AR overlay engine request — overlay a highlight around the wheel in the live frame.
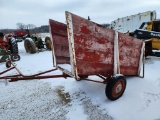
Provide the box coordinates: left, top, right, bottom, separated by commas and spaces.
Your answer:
105, 75, 126, 101
24, 38, 37, 53
11, 54, 20, 61
9, 37, 19, 54
45, 37, 52, 50
6, 60, 11, 68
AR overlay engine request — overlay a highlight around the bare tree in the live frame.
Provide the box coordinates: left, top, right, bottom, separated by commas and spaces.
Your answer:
16, 23, 26, 30
26, 24, 36, 29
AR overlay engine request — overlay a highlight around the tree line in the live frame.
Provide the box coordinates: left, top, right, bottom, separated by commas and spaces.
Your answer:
0, 22, 49, 34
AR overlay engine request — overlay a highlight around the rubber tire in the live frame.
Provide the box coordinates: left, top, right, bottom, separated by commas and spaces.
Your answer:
105, 75, 126, 101
9, 37, 18, 54
45, 37, 52, 50
6, 60, 11, 68
11, 54, 20, 62
24, 38, 37, 53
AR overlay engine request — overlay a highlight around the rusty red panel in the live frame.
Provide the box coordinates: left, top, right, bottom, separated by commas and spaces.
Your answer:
118, 33, 143, 75
49, 19, 70, 64
66, 12, 143, 77
67, 13, 115, 76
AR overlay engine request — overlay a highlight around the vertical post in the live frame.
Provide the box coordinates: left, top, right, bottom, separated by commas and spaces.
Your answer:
114, 31, 120, 75
49, 20, 56, 67
65, 11, 79, 80
138, 41, 145, 77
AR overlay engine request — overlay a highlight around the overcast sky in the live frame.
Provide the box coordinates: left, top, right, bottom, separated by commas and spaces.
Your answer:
0, 0, 160, 29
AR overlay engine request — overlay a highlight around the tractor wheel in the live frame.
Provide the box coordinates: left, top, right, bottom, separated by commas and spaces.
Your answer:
6, 60, 11, 68
9, 37, 18, 54
105, 75, 126, 101
11, 54, 20, 62
45, 37, 52, 50
24, 38, 37, 53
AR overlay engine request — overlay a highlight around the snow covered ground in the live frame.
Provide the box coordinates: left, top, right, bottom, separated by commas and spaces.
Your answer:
0, 37, 160, 120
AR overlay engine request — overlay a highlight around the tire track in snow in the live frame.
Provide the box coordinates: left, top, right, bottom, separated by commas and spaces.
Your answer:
138, 92, 160, 112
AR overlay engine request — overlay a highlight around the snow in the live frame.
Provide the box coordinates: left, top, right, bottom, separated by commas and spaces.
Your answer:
58, 64, 72, 73
1, 36, 160, 120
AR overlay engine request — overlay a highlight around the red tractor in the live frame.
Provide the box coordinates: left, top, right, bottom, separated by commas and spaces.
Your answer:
0, 32, 20, 67
13, 30, 27, 42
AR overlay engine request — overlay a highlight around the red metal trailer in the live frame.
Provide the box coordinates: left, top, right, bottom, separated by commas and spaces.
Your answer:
0, 11, 144, 101
49, 11, 145, 100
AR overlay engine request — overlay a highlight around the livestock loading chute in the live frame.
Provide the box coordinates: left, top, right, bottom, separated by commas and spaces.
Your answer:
49, 11, 145, 100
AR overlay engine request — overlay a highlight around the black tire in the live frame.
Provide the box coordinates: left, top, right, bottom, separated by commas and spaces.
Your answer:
105, 75, 126, 101
11, 54, 20, 62
45, 37, 52, 50
9, 37, 18, 54
6, 60, 11, 68
24, 38, 37, 53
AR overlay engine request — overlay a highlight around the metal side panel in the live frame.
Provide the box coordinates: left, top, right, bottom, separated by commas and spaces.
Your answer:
49, 19, 70, 65
66, 11, 144, 77
118, 33, 143, 75
66, 11, 115, 77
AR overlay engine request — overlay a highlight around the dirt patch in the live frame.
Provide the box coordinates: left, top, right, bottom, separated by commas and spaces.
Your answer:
55, 86, 71, 105
0, 81, 69, 120
0, 81, 113, 120
70, 91, 114, 120
82, 99, 113, 120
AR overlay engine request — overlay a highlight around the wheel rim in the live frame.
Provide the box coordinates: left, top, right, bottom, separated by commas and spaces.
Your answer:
8, 61, 11, 67
6, 61, 11, 68
112, 80, 125, 98
11, 55, 20, 61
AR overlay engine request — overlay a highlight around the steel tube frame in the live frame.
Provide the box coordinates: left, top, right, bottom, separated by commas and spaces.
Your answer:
0, 61, 65, 82
0, 61, 110, 83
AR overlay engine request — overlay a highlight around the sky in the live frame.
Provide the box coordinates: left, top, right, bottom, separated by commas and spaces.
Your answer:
0, 0, 160, 29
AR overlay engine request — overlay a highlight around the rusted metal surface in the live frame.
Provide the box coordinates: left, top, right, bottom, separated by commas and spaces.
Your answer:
66, 11, 114, 77
65, 11, 144, 77
49, 19, 70, 65
118, 32, 144, 75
